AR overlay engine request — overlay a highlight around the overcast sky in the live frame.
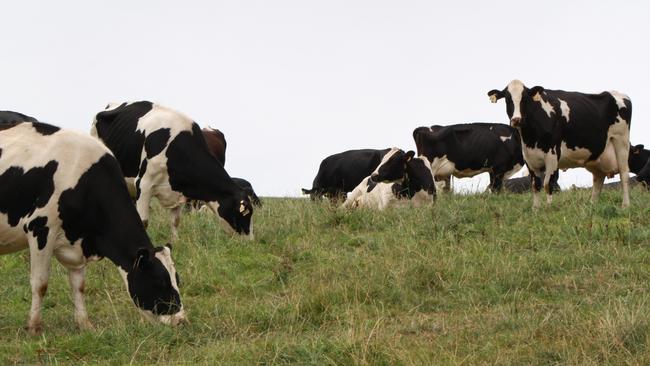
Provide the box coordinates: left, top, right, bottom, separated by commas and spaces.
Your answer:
2, 1, 649, 196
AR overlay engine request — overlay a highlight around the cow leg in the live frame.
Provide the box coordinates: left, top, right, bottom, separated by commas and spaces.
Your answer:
170, 205, 182, 242
543, 169, 559, 204
67, 267, 93, 330
135, 177, 153, 228
612, 137, 631, 208
490, 172, 505, 193
530, 171, 543, 209
26, 243, 52, 335
590, 172, 606, 203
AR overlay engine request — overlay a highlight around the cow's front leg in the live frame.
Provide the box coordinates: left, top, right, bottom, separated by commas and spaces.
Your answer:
530, 170, 543, 209
135, 176, 153, 228
26, 243, 52, 335
68, 267, 93, 330
591, 172, 606, 203
490, 172, 505, 193
543, 154, 560, 205
543, 169, 559, 205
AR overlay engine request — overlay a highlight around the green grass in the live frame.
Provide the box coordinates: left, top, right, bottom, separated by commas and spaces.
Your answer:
2, 187, 650, 364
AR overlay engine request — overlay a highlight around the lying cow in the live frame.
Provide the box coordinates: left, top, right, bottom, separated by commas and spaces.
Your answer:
413, 123, 524, 192
629, 144, 650, 185
0, 112, 185, 334
503, 169, 561, 194
342, 149, 436, 209
302, 148, 392, 202
91, 101, 253, 240
488, 80, 632, 208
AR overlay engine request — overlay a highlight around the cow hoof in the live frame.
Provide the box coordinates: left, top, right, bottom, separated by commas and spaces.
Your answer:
76, 319, 95, 331
25, 322, 43, 336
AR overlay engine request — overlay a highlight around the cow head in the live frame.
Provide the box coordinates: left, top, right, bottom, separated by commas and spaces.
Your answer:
629, 144, 650, 174
370, 149, 415, 183
488, 80, 545, 128
205, 193, 254, 238
405, 155, 436, 196
124, 245, 186, 326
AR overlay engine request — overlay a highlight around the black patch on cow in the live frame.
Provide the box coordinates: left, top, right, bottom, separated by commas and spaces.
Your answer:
145, 128, 170, 159
58, 154, 151, 263
0, 148, 2, 159
93, 101, 153, 177
135, 159, 147, 200
0, 111, 38, 126
0, 161, 58, 226
366, 178, 377, 193
32, 122, 60, 136
27, 216, 49, 250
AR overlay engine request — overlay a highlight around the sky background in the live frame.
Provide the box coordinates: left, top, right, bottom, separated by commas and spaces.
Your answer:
2, 1, 649, 196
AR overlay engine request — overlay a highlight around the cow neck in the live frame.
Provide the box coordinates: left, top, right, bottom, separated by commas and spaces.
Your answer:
97, 207, 153, 273
519, 94, 559, 151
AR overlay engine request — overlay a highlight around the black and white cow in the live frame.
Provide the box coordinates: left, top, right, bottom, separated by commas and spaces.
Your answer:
503, 172, 561, 194
302, 148, 392, 201
629, 144, 650, 185
0, 112, 185, 334
342, 148, 436, 209
488, 80, 632, 207
412, 123, 524, 192
231, 177, 262, 206
91, 102, 253, 240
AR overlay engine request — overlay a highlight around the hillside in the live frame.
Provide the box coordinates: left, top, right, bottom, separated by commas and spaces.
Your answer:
1, 187, 649, 364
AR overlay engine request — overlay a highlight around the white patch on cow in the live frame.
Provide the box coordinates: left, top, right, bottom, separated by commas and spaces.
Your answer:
558, 98, 570, 122
521, 146, 547, 171
608, 90, 630, 109
535, 93, 555, 118
500, 134, 512, 142
558, 142, 593, 170
507, 79, 525, 121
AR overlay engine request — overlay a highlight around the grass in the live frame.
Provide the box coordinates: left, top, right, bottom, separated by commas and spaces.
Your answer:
1, 187, 650, 364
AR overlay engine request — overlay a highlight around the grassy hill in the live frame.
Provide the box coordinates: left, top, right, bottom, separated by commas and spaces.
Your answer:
1, 187, 650, 365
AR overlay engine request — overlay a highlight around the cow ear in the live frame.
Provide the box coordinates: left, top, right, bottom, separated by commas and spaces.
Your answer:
487, 89, 505, 103
529, 86, 545, 101
405, 150, 415, 161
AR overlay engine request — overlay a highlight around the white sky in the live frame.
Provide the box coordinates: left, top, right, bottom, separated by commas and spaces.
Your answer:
2, 1, 649, 196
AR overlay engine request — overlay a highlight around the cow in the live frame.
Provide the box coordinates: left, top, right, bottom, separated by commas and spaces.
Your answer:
0, 112, 185, 334
302, 148, 392, 202
202, 127, 226, 166
91, 101, 253, 240
342, 149, 436, 209
488, 80, 632, 208
412, 123, 525, 192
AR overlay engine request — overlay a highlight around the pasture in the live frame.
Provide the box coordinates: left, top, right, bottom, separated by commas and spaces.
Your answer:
1, 187, 650, 365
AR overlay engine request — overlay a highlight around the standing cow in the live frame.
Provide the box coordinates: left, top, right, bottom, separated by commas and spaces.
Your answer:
91, 101, 253, 240
488, 80, 632, 208
0, 112, 185, 334
302, 148, 392, 202
413, 123, 524, 192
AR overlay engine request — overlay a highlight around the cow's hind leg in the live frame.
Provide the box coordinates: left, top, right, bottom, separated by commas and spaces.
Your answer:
591, 172, 606, 203
26, 242, 52, 335
612, 136, 631, 207
135, 176, 153, 228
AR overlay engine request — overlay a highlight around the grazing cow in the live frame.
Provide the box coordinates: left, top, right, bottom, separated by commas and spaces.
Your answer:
342, 149, 436, 209
202, 127, 226, 166
413, 123, 524, 192
302, 148, 392, 201
91, 101, 253, 240
488, 80, 632, 207
0, 113, 185, 334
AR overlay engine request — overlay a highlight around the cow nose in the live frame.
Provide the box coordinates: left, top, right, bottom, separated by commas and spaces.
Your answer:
171, 314, 188, 326
510, 117, 522, 126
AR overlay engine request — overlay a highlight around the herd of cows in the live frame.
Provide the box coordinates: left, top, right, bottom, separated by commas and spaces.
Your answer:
0, 79, 648, 334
